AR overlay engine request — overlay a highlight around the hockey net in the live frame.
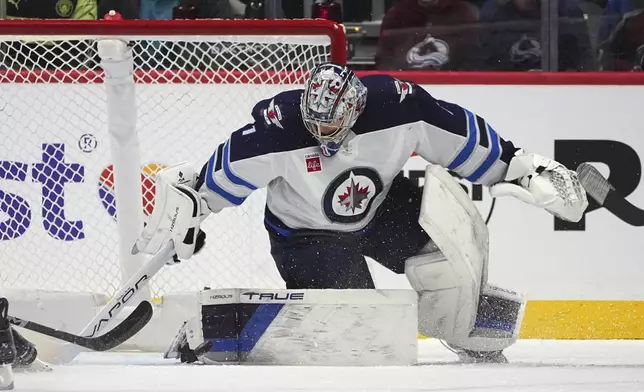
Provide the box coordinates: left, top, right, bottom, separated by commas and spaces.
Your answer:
0, 19, 346, 301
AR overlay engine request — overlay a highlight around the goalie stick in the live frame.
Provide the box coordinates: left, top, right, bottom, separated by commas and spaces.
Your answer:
8, 301, 153, 352
52, 241, 176, 363
577, 163, 644, 226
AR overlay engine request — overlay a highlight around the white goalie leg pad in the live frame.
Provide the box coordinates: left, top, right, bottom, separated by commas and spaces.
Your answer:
405, 245, 480, 341
407, 165, 489, 341
172, 289, 419, 366
0, 365, 12, 390
134, 162, 210, 260
449, 284, 526, 352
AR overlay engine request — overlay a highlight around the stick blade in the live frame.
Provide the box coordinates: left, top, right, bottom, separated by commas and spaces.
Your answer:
577, 162, 613, 204
88, 300, 153, 351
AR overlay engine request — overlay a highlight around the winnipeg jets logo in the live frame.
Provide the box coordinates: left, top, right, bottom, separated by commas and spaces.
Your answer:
337, 173, 370, 213
323, 168, 383, 223
393, 79, 413, 103
262, 99, 283, 129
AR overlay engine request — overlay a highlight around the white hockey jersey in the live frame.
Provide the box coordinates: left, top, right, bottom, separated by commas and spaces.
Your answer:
197, 75, 518, 234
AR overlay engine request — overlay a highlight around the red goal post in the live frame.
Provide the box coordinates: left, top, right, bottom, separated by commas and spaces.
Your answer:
0, 18, 346, 313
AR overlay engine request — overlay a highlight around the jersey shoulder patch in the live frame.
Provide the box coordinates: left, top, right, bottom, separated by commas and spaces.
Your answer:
260, 97, 285, 129
361, 74, 415, 104
351, 75, 422, 135
229, 89, 316, 162
391, 78, 415, 103
252, 89, 303, 131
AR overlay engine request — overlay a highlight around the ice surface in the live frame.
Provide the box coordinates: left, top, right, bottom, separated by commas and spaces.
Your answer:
16, 339, 644, 392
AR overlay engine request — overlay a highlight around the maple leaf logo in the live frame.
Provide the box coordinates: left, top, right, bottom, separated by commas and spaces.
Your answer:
337, 174, 370, 213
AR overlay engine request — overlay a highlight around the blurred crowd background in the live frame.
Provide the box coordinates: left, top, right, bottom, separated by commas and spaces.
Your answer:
1, 0, 643, 72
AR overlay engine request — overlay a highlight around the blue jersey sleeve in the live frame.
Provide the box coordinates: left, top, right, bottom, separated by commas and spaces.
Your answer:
197, 89, 316, 212
199, 123, 268, 209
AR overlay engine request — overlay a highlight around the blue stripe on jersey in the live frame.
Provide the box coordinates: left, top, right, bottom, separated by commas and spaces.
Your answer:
205, 150, 246, 206
264, 217, 294, 237
223, 140, 258, 191
447, 108, 478, 171
466, 124, 502, 182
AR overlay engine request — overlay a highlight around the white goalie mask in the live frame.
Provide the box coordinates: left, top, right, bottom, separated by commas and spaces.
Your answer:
300, 63, 368, 157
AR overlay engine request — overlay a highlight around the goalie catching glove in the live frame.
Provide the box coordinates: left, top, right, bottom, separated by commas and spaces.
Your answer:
490, 150, 588, 222
133, 162, 210, 263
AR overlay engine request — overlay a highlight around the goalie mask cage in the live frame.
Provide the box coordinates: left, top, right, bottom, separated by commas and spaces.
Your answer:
0, 19, 346, 305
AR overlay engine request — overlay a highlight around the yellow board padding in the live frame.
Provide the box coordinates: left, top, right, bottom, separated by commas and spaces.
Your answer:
418, 300, 644, 340
520, 300, 644, 339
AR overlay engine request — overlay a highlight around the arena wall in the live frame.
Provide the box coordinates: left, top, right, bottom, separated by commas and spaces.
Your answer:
2, 72, 643, 340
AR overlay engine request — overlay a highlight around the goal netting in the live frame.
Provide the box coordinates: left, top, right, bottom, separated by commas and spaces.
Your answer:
0, 19, 346, 302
